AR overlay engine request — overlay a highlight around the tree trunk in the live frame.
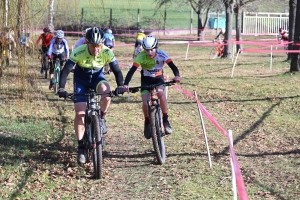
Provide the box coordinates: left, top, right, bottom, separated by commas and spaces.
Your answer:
288, 0, 296, 60
290, 0, 300, 72
235, 5, 243, 54
223, 1, 235, 58
197, 11, 205, 41
48, 0, 54, 31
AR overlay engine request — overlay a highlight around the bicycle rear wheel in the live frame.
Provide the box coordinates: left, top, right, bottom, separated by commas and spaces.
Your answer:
149, 105, 166, 164
209, 47, 219, 60
91, 115, 103, 179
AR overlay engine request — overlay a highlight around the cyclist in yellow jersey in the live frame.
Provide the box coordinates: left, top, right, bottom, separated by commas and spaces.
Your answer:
133, 29, 146, 58
124, 36, 181, 139
57, 27, 125, 164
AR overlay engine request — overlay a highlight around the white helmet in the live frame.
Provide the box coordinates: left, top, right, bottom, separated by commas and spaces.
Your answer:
142, 36, 158, 50
106, 29, 112, 34
56, 30, 64, 38
139, 29, 144, 33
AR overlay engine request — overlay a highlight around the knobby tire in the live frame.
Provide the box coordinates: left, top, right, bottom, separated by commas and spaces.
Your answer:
53, 62, 60, 94
149, 105, 166, 164
91, 115, 103, 179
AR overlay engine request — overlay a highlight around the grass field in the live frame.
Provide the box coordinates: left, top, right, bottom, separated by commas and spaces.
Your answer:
0, 35, 299, 199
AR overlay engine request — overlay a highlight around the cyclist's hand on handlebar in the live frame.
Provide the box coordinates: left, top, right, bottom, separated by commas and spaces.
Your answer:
114, 86, 125, 96
173, 76, 181, 83
57, 89, 68, 99
123, 85, 129, 92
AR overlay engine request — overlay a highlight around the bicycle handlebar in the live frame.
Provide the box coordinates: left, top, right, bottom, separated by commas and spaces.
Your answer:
129, 80, 176, 93
67, 90, 115, 100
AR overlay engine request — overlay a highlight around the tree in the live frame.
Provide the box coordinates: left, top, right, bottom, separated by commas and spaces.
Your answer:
234, 0, 260, 53
287, 0, 296, 61
222, 0, 236, 58
290, 0, 300, 71
48, 0, 54, 31
154, 0, 215, 41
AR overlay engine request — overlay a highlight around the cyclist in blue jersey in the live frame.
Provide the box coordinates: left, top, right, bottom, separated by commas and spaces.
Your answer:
104, 29, 115, 50
48, 30, 69, 90
57, 27, 125, 164
123, 36, 181, 139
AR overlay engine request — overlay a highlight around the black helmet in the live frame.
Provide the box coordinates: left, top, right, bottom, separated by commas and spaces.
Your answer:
85, 27, 105, 44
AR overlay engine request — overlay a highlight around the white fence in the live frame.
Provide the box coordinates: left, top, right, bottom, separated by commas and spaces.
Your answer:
242, 12, 289, 35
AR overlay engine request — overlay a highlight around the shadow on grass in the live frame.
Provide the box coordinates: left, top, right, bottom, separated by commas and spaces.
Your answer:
0, 103, 76, 199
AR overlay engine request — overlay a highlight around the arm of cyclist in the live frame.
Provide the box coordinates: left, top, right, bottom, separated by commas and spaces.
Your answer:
109, 60, 125, 96
57, 60, 74, 98
167, 60, 181, 83
63, 38, 69, 59
47, 39, 55, 61
123, 64, 138, 92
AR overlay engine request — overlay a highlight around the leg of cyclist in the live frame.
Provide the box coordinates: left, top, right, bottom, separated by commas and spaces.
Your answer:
157, 87, 172, 135
59, 53, 66, 67
74, 102, 87, 164
41, 47, 48, 74
73, 70, 92, 164
141, 93, 152, 139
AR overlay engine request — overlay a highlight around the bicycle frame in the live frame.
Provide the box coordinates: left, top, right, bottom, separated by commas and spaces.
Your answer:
129, 80, 175, 164
68, 90, 114, 179
53, 59, 61, 94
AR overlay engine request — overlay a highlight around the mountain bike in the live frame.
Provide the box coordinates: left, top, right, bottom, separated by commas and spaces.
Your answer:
129, 80, 176, 164
39, 49, 49, 79
53, 58, 61, 94
67, 89, 115, 179
210, 41, 224, 60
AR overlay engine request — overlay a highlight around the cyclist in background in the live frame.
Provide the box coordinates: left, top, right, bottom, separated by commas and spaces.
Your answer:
277, 27, 289, 48
0, 27, 16, 59
213, 28, 226, 56
133, 29, 146, 58
47, 30, 69, 90
19, 32, 33, 49
74, 27, 91, 49
56, 27, 125, 164
123, 36, 181, 139
213, 28, 225, 43
277, 28, 288, 42
104, 29, 115, 51
35, 27, 54, 74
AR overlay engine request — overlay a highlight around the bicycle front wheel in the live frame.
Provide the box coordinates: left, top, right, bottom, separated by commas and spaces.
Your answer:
209, 47, 219, 60
53, 68, 60, 94
149, 105, 166, 164
91, 115, 103, 179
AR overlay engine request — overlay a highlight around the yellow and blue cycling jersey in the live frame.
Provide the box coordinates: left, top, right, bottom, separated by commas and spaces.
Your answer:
59, 44, 124, 100
136, 32, 146, 41
70, 44, 116, 69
